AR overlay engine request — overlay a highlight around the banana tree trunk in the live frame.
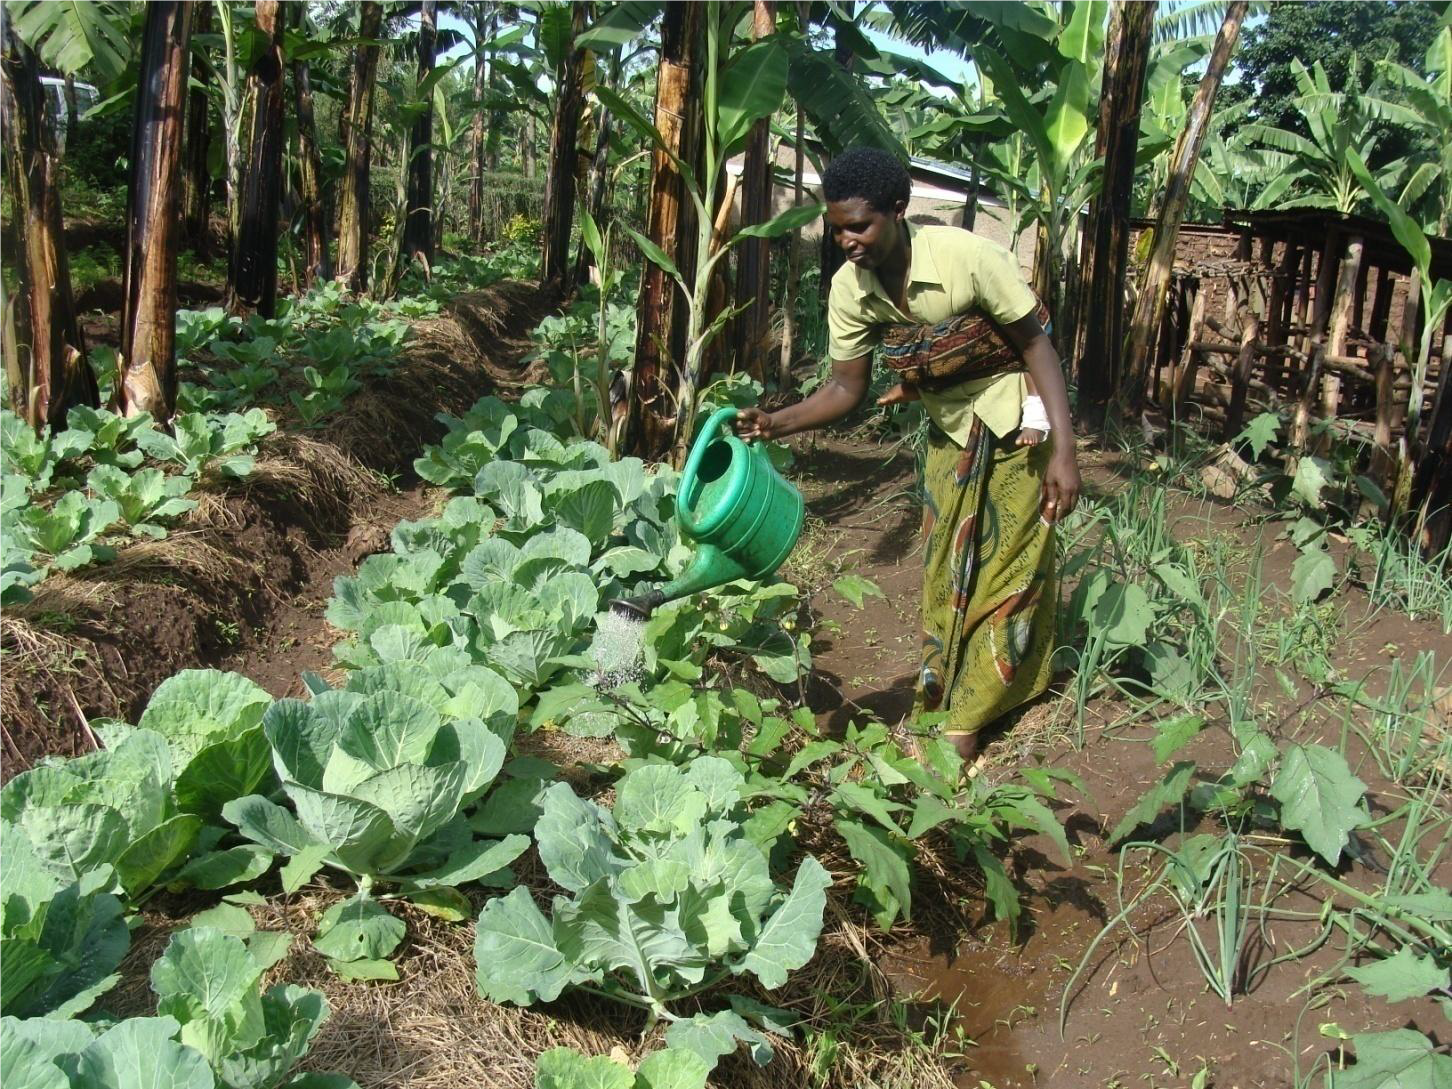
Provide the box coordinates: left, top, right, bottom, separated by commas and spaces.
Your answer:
575, 52, 621, 288
118, 1, 193, 421
468, 2, 493, 244
729, 0, 777, 382
1075, 0, 1156, 428
228, 0, 285, 316
293, 33, 331, 285
1, 27, 96, 429
181, 2, 213, 257
335, 1, 383, 293
625, 0, 703, 460
404, 0, 437, 272
1121, 0, 1247, 416
540, 3, 588, 289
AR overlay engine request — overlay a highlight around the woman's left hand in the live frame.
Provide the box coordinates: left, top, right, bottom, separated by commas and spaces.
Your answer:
1041, 447, 1081, 524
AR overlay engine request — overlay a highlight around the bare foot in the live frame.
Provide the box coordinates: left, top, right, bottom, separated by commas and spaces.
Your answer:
947, 732, 981, 763
1016, 427, 1046, 446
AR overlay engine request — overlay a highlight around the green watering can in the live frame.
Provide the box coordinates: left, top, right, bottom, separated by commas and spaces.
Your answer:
610, 406, 805, 620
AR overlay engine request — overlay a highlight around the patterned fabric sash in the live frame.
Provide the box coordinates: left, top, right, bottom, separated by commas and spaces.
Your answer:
880, 301, 1050, 392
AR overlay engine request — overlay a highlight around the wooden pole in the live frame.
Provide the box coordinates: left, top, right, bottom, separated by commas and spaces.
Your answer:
1290, 231, 1347, 451
468, 2, 493, 244
118, 0, 194, 421
1223, 271, 1262, 438
1171, 281, 1206, 411
1317, 234, 1364, 446
1121, 0, 1248, 416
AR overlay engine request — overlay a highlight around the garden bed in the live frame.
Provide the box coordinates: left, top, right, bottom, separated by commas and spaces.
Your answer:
1, 281, 553, 774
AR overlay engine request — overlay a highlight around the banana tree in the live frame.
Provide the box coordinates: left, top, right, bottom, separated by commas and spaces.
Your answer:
1, 21, 99, 430
1240, 57, 1410, 215
972, 0, 1110, 333
228, 0, 285, 317
597, 10, 824, 463
1367, 25, 1452, 236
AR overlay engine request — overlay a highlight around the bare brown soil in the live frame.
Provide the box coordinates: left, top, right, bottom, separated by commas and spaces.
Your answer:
790, 432, 1452, 1089
1, 282, 554, 773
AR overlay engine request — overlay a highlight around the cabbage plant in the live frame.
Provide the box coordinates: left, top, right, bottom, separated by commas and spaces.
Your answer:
474, 757, 830, 1034
87, 465, 198, 539
0, 824, 128, 1018
1, 927, 356, 1089
224, 664, 530, 972
1, 670, 279, 906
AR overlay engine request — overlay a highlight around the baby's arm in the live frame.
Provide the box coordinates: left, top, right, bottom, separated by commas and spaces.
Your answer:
1017, 371, 1050, 446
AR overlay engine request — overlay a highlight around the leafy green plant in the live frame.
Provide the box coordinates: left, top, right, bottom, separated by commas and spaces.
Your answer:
149, 927, 350, 1089
0, 823, 129, 1018
532, 1045, 713, 1089
224, 665, 529, 976
475, 757, 831, 1032
288, 370, 355, 427
65, 406, 152, 469
0, 411, 90, 488
1, 729, 203, 903
87, 465, 198, 538
6, 491, 119, 572
136, 410, 275, 479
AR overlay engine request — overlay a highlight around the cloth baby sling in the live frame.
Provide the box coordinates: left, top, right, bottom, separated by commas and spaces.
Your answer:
885, 304, 1058, 738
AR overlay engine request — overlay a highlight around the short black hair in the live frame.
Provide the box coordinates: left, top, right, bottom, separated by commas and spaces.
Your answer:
822, 148, 911, 213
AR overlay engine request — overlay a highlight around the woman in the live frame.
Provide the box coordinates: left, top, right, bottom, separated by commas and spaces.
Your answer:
735, 148, 1081, 765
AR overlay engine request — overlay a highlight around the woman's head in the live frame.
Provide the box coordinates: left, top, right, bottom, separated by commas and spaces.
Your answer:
822, 148, 913, 271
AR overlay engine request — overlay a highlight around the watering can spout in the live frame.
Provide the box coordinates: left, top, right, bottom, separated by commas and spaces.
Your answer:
608, 544, 750, 620
606, 406, 803, 620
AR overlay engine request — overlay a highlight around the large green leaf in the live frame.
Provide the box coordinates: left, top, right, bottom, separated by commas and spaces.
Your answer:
114, 815, 203, 898
76, 1017, 216, 1089
173, 728, 273, 818
735, 202, 827, 242
1270, 743, 1368, 865
138, 670, 273, 769
313, 899, 405, 964
534, 783, 622, 894
9, 0, 131, 85
218, 984, 332, 1089
288, 787, 402, 876
1042, 63, 1092, 185
1057, 0, 1109, 65
1330, 1029, 1452, 1089
0, 1022, 70, 1089
576, 1, 664, 51
784, 38, 905, 159
534, 1048, 634, 1089
150, 928, 263, 1065
1345, 946, 1450, 1003
614, 765, 707, 837
473, 886, 572, 1006
834, 819, 911, 930
734, 857, 830, 988
716, 40, 789, 154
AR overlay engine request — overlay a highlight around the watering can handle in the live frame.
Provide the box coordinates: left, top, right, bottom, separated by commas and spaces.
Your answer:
679, 406, 739, 513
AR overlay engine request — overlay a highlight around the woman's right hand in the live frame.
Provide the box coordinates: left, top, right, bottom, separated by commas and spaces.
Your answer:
734, 406, 777, 442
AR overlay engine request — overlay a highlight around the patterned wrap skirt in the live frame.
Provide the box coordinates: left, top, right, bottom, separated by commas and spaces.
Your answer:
917, 418, 1057, 737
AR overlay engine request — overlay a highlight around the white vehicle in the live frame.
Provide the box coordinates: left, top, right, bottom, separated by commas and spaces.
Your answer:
37, 76, 99, 151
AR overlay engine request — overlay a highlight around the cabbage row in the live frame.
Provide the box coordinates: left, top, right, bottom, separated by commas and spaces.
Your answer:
2, 384, 833, 1081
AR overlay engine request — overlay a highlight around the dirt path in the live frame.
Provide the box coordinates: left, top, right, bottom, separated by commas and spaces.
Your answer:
788, 430, 1452, 1089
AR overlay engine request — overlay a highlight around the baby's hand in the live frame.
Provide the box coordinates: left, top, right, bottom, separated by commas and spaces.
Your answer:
877, 381, 921, 406
1016, 427, 1047, 447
